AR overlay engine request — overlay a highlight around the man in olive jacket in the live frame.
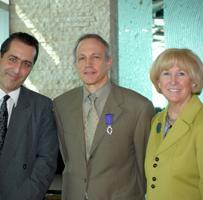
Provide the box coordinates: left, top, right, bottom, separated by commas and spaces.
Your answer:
54, 33, 154, 200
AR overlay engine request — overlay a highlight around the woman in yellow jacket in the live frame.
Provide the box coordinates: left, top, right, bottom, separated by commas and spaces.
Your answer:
145, 48, 203, 200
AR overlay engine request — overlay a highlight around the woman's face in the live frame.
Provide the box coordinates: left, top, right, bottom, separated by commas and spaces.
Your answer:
157, 65, 193, 107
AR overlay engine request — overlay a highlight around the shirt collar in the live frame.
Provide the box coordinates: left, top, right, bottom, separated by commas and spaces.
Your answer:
83, 80, 111, 101
0, 87, 21, 107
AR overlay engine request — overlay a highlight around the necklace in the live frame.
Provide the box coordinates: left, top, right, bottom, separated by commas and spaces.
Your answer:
166, 112, 176, 126
164, 112, 176, 136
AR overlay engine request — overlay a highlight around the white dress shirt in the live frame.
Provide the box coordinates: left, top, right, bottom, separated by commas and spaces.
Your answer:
0, 87, 20, 126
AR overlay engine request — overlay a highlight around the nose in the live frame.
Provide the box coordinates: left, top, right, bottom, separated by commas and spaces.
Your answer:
86, 57, 93, 66
13, 61, 22, 74
170, 74, 177, 85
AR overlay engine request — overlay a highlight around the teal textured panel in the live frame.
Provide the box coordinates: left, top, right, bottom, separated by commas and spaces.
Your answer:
118, 0, 152, 99
0, 8, 9, 45
164, 0, 203, 101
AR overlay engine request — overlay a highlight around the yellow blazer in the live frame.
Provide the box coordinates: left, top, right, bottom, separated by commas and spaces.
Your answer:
145, 95, 203, 200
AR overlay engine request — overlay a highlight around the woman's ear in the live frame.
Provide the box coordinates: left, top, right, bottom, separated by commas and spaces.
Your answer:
157, 80, 161, 89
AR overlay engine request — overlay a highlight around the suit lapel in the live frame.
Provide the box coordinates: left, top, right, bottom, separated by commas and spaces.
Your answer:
71, 95, 86, 158
0, 87, 31, 171
90, 85, 123, 156
62, 88, 86, 158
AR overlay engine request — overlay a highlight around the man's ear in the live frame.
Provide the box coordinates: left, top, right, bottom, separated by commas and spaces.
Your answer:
107, 57, 113, 70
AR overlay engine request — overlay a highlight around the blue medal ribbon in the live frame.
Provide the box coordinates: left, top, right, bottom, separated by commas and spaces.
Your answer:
105, 114, 113, 135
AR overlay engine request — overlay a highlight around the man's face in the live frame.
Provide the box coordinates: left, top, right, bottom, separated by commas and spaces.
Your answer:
75, 38, 112, 92
0, 39, 36, 93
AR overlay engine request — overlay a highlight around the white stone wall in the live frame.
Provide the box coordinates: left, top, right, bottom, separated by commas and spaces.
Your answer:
10, 0, 117, 99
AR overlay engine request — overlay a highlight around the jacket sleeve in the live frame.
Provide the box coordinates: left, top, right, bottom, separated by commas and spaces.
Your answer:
196, 124, 203, 198
133, 101, 155, 198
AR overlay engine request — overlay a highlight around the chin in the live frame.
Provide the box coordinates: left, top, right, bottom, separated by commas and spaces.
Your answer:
84, 79, 97, 85
85, 82, 96, 86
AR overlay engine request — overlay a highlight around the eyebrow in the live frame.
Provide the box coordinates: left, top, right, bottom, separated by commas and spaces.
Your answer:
8, 55, 33, 65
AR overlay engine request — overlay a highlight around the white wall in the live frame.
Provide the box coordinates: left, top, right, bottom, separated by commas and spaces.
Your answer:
10, 0, 117, 99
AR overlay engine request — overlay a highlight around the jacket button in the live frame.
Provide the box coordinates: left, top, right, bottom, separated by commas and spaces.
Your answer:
151, 184, 156, 188
23, 164, 27, 169
155, 157, 159, 162
153, 163, 157, 168
152, 177, 157, 181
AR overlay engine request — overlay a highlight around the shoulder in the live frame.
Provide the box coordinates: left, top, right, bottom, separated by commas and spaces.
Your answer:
54, 87, 82, 104
54, 86, 82, 101
152, 108, 165, 122
190, 105, 203, 146
111, 84, 155, 119
112, 84, 153, 106
21, 86, 52, 104
194, 105, 203, 127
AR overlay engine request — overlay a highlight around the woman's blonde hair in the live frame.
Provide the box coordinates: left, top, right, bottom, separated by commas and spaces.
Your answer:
150, 48, 203, 94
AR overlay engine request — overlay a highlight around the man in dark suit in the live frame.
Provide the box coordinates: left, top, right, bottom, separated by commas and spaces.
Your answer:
54, 33, 155, 200
0, 32, 58, 200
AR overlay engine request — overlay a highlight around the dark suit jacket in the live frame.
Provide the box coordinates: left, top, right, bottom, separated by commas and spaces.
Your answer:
0, 86, 58, 200
54, 84, 155, 200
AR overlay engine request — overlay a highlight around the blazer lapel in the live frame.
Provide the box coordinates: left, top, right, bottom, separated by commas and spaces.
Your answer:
0, 87, 31, 171
156, 95, 202, 155
90, 85, 123, 156
157, 120, 189, 154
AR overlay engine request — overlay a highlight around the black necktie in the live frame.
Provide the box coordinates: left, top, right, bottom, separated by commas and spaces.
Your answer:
0, 95, 10, 152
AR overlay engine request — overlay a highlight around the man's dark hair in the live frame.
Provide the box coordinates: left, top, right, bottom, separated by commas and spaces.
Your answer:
73, 33, 111, 63
0, 32, 39, 64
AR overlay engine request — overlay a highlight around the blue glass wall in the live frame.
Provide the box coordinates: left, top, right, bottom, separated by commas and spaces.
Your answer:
0, 2, 9, 45
165, 0, 203, 59
118, 0, 153, 100
164, 0, 203, 100
118, 0, 203, 104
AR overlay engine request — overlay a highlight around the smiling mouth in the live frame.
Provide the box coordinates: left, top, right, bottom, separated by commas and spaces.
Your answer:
168, 88, 180, 92
7, 73, 20, 81
84, 71, 96, 75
